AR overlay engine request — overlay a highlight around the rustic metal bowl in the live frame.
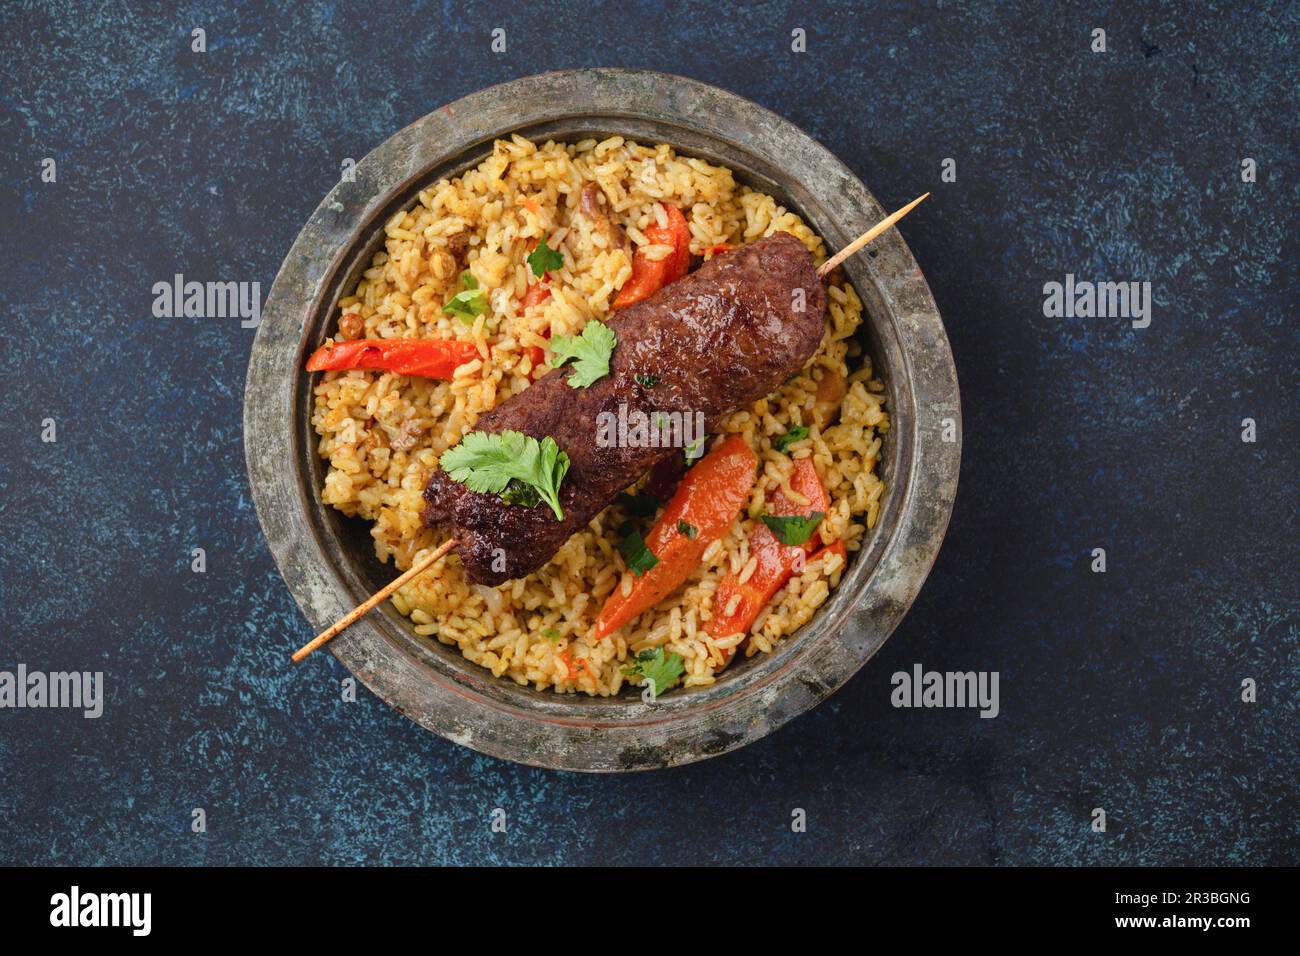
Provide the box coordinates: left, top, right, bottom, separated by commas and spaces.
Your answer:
244, 70, 960, 772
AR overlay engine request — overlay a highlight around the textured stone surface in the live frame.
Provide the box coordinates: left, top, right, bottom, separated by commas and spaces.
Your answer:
0, 1, 1296, 863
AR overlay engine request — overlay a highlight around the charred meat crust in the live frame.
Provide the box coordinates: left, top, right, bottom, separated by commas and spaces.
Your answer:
421, 232, 826, 585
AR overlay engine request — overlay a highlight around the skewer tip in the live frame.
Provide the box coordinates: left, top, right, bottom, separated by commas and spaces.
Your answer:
290, 537, 459, 663
815, 192, 930, 278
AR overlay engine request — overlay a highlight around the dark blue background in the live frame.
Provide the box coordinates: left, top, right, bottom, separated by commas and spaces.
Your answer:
1, 1, 1295, 865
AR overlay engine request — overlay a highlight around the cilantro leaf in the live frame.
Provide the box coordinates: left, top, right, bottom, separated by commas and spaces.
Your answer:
677, 520, 697, 539
443, 289, 487, 323
443, 270, 488, 324
501, 478, 540, 509
622, 647, 685, 699
526, 235, 565, 277
541, 628, 562, 642
618, 492, 660, 517
635, 374, 659, 388
439, 429, 571, 520
618, 529, 659, 576
774, 424, 809, 454
760, 511, 825, 546
550, 320, 617, 388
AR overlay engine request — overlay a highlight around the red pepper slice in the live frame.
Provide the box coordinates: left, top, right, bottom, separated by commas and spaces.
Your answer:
558, 648, 594, 681
522, 282, 551, 311
613, 204, 692, 309
708, 459, 835, 646
304, 338, 480, 379
595, 436, 758, 640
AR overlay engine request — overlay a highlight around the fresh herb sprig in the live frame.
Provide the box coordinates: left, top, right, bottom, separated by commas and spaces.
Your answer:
622, 647, 685, 699
550, 320, 617, 388
500, 478, 541, 509
760, 511, 825, 546
618, 528, 659, 576
440, 429, 571, 520
443, 270, 488, 324
526, 235, 564, 277
774, 425, 809, 454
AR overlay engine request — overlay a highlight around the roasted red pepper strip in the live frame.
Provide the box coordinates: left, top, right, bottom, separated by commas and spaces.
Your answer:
525, 344, 546, 373
558, 648, 594, 681
708, 459, 834, 645
613, 203, 692, 309
522, 282, 551, 310
305, 338, 480, 379
595, 435, 758, 639
522, 321, 552, 381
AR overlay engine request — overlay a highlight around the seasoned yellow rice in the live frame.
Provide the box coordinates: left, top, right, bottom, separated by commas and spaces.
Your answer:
311, 135, 889, 695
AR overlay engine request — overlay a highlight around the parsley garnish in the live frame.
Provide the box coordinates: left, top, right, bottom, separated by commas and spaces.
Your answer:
618, 529, 659, 576
618, 492, 660, 517
760, 511, 825, 546
677, 520, 697, 539
440, 429, 571, 520
526, 235, 564, 277
622, 647, 685, 699
550, 320, 617, 388
636, 374, 659, 388
541, 628, 562, 642
774, 425, 809, 454
443, 270, 488, 324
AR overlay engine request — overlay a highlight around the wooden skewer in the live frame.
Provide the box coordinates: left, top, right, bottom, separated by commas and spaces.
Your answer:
816, 192, 929, 278
291, 537, 457, 662
293, 194, 929, 663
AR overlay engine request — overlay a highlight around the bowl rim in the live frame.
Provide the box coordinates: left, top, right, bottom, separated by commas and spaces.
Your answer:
243, 69, 961, 772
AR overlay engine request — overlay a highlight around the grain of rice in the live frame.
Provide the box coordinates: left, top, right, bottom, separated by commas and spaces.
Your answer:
737, 556, 758, 586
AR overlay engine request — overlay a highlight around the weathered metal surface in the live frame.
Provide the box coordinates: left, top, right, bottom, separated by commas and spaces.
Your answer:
243, 70, 960, 771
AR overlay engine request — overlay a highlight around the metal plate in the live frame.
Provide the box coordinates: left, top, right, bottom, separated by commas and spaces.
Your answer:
243, 69, 960, 771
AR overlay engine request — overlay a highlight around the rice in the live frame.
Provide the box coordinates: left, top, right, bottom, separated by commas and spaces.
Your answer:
310, 135, 890, 696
